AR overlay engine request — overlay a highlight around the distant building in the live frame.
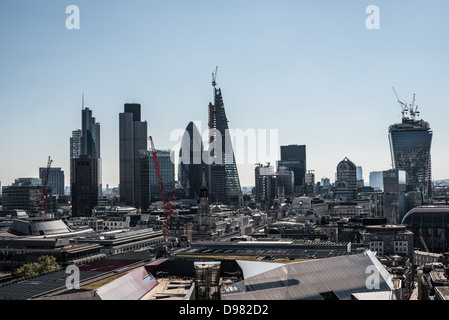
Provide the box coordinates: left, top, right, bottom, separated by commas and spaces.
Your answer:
304, 170, 315, 196
369, 171, 384, 191
278, 145, 306, 195
361, 224, 414, 257
119, 103, 148, 208
208, 74, 241, 205
70, 105, 102, 198
276, 166, 295, 197
140, 149, 175, 210
254, 164, 276, 204
2, 182, 55, 217
178, 121, 205, 201
39, 167, 65, 196
388, 96, 432, 199
334, 157, 358, 202
71, 155, 99, 217
382, 169, 407, 224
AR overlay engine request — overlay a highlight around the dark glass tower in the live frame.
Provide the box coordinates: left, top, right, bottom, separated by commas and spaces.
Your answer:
70, 98, 102, 199
178, 121, 205, 200
119, 103, 148, 208
207, 68, 241, 205
71, 155, 99, 217
388, 93, 432, 199
278, 145, 306, 192
82, 107, 100, 158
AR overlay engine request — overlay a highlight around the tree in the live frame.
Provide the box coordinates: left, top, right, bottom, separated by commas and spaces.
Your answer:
14, 255, 60, 279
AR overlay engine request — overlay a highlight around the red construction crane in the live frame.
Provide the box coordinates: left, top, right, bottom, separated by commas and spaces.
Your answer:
148, 136, 175, 238
36, 156, 53, 218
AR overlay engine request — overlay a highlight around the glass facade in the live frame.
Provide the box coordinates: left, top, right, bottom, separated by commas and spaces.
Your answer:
178, 122, 205, 200
119, 104, 148, 208
208, 84, 241, 205
402, 206, 449, 253
388, 119, 432, 198
278, 145, 306, 188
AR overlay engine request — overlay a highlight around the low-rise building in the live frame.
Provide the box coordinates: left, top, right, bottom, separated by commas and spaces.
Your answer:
361, 224, 414, 257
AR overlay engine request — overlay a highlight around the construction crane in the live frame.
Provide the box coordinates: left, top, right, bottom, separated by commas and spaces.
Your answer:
148, 136, 176, 238
392, 87, 409, 119
36, 156, 53, 218
212, 66, 218, 87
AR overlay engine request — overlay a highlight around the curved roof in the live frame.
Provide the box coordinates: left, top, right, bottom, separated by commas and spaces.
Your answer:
401, 206, 449, 228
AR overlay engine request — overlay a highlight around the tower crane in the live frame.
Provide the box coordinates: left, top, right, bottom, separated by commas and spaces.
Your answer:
392, 87, 409, 118
43, 156, 53, 217
148, 136, 176, 238
212, 66, 218, 87
36, 156, 53, 218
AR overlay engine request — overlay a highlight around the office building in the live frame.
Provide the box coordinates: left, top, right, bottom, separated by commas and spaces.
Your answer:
369, 171, 384, 191
2, 178, 56, 217
140, 149, 175, 209
278, 145, 306, 194
380, 169, 407, 224
178, 121, 205, 200
207, 70, 241, 205
304, 170, 315, 196
254, 164, 277, 204
39, 167, 65, 196
388, 95, 432, 199
82, 107, 101, 158
276, 166, 295, 197
119, 103, 148, 208
71, 155, 99, 217
334, 157, 358, 202
70, 104, 102, 198
70, 129, 82, 160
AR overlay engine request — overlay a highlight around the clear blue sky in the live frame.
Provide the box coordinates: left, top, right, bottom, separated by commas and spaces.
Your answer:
0, 0, 448, 188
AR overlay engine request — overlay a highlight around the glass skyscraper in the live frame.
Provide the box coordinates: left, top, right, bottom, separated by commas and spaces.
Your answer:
119, 103, 148, 208
388, 97, 432, 199
207, 70, 241, 205
178, 121, 205, 200
277, 144, 306, 194
70, 103, 102, 200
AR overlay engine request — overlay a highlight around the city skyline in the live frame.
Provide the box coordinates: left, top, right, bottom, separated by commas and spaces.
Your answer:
1, 0, 449, 188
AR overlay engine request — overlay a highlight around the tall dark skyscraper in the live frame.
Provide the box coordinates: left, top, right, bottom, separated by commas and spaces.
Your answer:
119, 103, 148, 208
207, 68, 241, 205
388, 92, 432, 199
82, 107, 101, 158
70, 99, 102, 200
278, 144, 306, 194
71, 155, 99, 217
178, 121, 205, 200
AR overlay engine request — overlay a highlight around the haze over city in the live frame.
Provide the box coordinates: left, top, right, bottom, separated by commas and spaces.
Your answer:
1, 0, 448, 188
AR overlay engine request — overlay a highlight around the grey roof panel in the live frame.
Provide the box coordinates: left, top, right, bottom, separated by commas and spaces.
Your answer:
221, 250, 393, 300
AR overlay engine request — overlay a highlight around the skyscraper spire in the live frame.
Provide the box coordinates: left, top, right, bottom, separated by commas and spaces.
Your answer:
82, 93, 85, 110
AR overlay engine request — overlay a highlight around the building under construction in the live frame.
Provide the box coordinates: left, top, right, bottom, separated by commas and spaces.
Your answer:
389, 89, 432, 200
207, 67, 241, 206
